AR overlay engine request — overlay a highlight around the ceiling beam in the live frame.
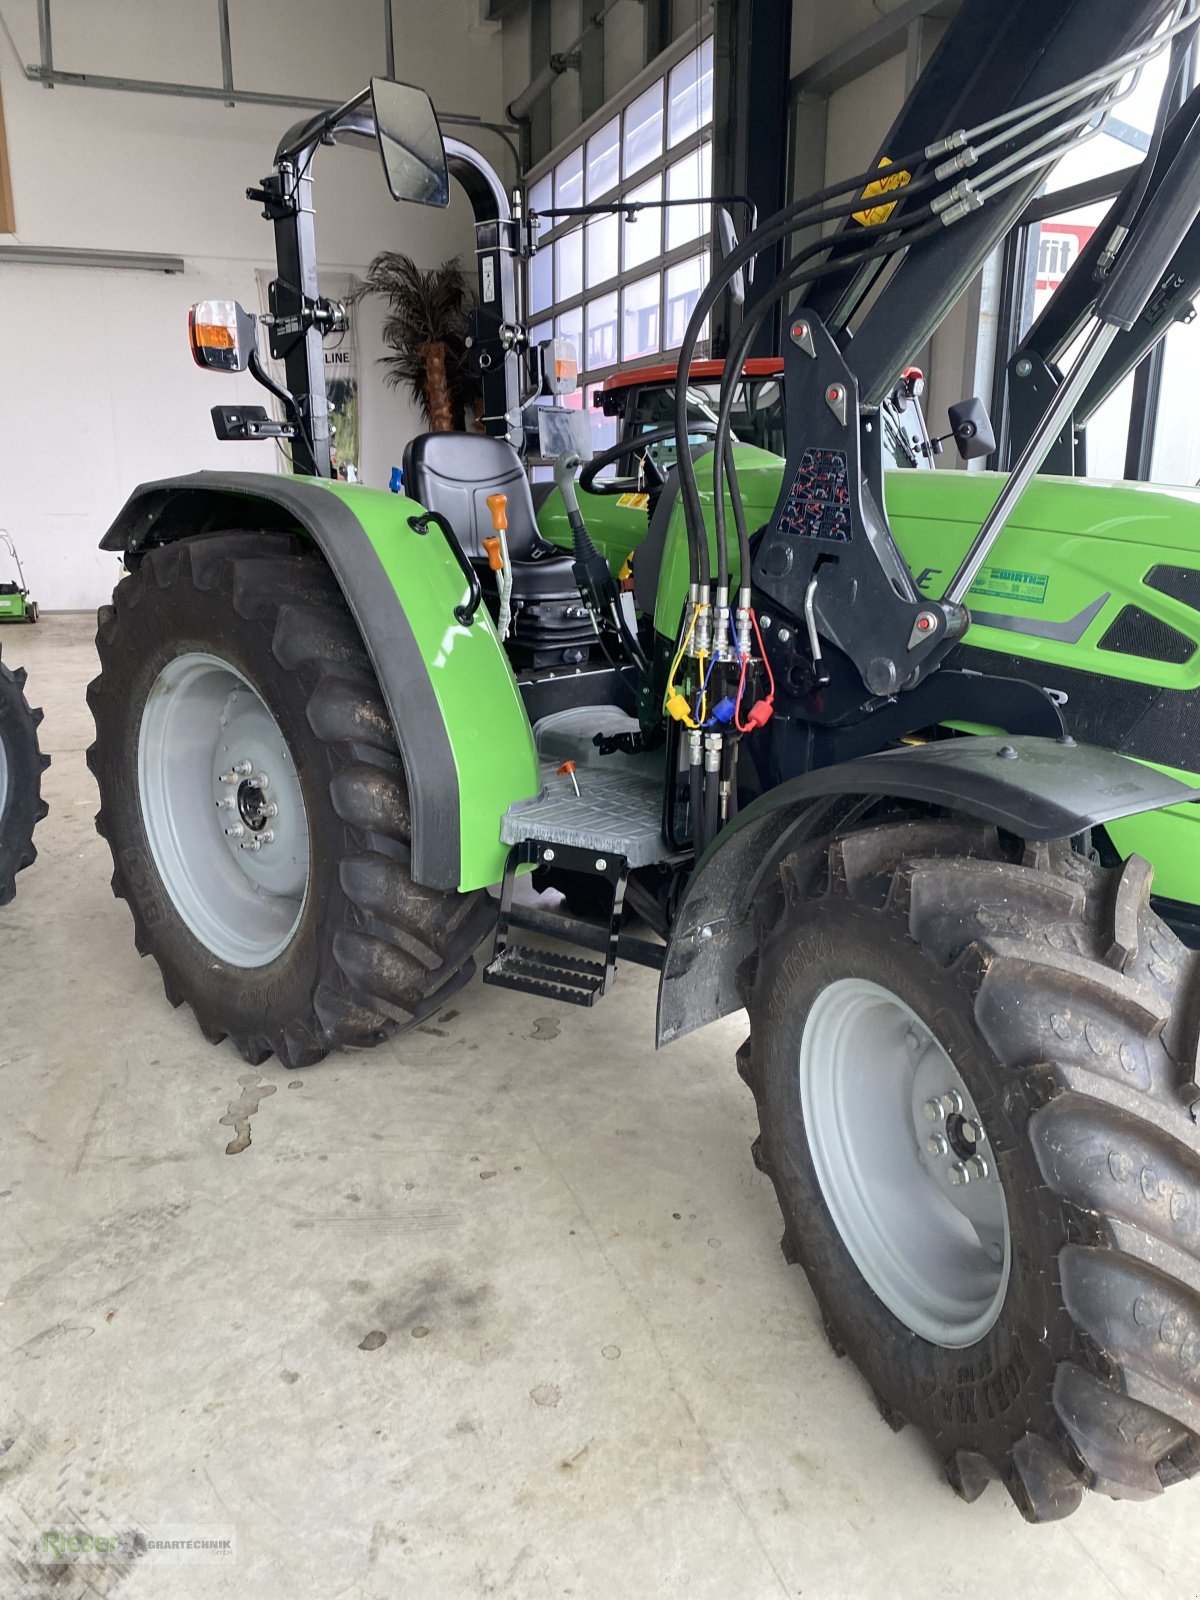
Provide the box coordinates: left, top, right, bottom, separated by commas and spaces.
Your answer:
791, 0, 951, 96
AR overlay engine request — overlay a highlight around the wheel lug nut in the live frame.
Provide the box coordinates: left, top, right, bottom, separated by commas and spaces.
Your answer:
926, 1134, 948, 1157
961, 1118, 983, 1145
224, 823, 245, 838
219, 771, 239, 785
253, 772, 270, 790
216, 796, 236, 810
937, 1091, 963, 1117
263, 802, 278, 819
948, 1161, 970, 1187
966, 1154, 990, 1181
922, 1099, 942, 1123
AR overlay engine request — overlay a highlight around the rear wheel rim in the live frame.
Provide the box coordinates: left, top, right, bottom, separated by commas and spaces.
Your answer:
138, 652, 310, 968
799, 976, 1011, 1348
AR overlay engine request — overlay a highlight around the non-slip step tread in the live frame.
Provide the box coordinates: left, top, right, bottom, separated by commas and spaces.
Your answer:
483, 941, 609, 1006
501, 761, 670, 865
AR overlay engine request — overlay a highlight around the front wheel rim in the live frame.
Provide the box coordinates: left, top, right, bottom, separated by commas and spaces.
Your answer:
799, 976, 1011, 1348
137, 651, 310, 968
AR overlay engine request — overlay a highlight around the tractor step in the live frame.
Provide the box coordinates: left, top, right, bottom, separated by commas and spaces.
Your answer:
483, 942, 607, 1006
483, 838, 631, 1007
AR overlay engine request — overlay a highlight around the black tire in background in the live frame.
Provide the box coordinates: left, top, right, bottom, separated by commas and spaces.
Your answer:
0, 643, 49, 906
740, 818, 1200, 1521
87, 533, 494, 1068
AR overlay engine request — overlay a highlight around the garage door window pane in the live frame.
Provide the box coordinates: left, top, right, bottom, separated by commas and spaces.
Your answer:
665, 254, 709, 349
586, 212, 619, 289
587, 291, 619, 368
623, 176, 663, 273
622, 274, 661, 361
555, 306, 583, 368
668, 38, 713, 147
529, 245, 553, 315
666, 147, 708, 251
587, 117, 620, 200
555, 228, 583, 303
555, 147, 584, 210
623, 83, 664, 178
528, 171, 553, 218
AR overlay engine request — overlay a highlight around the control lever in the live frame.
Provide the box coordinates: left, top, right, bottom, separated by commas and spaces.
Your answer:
554, 451, 648, 673
483, 492, 514, 640
804, 577, 831, 687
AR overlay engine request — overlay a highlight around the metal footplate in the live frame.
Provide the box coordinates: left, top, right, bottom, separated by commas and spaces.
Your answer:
483, 839, 630, 1007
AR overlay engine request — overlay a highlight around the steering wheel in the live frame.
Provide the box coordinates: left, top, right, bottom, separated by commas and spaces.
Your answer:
578, 422, 719, 497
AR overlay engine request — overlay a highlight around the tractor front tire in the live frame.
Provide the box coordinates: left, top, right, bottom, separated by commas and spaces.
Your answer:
741, 819, 1200, 1521
87, 533, 494, 1068
0, 643, 49, 905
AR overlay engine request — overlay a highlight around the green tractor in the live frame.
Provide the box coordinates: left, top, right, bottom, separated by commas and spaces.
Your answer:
88, 0, 1200, 1521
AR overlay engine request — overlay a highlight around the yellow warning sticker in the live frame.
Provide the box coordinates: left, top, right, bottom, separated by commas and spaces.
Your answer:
616, 492, 650, 510
853, 160, 912, 227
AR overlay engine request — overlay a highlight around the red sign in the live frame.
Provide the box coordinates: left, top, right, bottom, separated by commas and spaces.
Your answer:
1034, 221, 1095, 298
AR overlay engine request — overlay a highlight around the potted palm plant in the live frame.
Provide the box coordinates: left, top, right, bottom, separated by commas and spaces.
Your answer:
354, 253, 475, 431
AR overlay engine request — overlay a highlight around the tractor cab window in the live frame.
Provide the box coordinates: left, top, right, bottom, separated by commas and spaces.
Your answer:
626, 377, 787, 476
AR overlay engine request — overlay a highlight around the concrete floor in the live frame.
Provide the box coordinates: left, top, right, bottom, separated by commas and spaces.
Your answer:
1, 613, 1196, 1599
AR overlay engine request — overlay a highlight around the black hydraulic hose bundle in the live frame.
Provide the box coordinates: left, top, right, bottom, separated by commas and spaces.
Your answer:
671, 141, 938, 586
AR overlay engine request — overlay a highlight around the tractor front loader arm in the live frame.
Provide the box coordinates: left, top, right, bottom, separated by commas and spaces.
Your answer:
99, 471, 539, 892
656, 735, 1200, 1046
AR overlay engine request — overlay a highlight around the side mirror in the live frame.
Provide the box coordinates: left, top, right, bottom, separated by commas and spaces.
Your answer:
716, 208, 749, 306
947, 395, 996, 461
370, 78, 449, 207
188, 300, 257, 373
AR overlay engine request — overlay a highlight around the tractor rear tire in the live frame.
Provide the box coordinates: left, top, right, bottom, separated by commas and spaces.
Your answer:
740, 818, 1200, 1521
87, 533, 494, 1069
0, 643, 49, 906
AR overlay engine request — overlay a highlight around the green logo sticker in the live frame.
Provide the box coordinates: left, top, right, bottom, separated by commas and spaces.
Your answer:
968, 566, 1049, 606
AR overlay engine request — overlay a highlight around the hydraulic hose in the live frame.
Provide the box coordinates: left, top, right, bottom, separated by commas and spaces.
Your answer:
704, 215, 945, 595
708, 210, 938, 579
673, 152, 941, 582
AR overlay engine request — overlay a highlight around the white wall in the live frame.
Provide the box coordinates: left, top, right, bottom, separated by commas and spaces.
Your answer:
0, 0, 507, 608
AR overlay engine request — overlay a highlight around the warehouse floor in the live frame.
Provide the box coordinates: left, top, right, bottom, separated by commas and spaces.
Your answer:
1, 614, 1195, 1598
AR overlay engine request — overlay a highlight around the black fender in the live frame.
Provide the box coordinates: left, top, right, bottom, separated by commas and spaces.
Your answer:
98, 471, 504, 891
656, 733, 1200, 1045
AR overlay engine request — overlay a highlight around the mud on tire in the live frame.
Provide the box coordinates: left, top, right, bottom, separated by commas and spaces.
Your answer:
87, 533, 494, 1068
739, 818, 1200, 1521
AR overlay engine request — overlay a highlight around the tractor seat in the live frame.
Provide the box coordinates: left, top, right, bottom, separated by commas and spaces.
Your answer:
403, 432, 595, 666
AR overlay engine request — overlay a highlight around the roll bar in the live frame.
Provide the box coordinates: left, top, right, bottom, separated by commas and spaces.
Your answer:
252, 81, 524, 477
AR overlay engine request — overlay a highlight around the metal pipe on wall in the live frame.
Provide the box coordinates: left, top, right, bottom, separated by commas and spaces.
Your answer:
2, 0, 523, 173
507, 0, 627, 123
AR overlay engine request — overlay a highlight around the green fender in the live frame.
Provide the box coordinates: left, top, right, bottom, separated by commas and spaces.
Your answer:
98, 471, 538, 893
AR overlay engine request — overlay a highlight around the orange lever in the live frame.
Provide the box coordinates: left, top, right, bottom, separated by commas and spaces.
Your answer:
482, 534, 504, 572
486, 492, 508, 532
